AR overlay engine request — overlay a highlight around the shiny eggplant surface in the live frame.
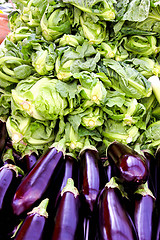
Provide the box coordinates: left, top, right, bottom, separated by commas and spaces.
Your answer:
51, 178, 82, 240
80, 149, 100, 213
14, 198, 49, 240
97, 178, 135, 240
12, 147, 63, 216
107, 141, 148, 187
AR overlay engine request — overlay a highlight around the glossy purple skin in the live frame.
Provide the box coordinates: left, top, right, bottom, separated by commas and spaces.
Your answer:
52, 191, 80, 240
0, 168, 14, 210
143, 151, 157, 198
97, 187, 134, 240
80, 149, 100, 212
156, 216, 160, 240
15, 213, 46, 240
107, 141, 148, 185
60, 155, 79, 192
22, 153, 38, 173
12, 148, 63, 216
134, 195, 154, 240
54, 155, 80, 209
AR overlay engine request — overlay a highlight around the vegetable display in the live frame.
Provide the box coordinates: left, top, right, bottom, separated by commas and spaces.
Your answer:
1, 0, 160, 238
2, 0, 160, 158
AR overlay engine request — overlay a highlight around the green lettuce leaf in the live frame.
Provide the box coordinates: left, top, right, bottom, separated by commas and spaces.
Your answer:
100, 59, 152, 99
11, 77, 68, 120
62, 0, 116, 21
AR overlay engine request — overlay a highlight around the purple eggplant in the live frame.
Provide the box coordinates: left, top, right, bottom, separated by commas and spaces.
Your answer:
55, 154, 80, 207
0, 149, 24, 210
97, 177, 135, 240
60, 155, 80, 192
79, 147, 103, 240
134, 183, 156, 240
0, 150, 24, 239
107, 141, 148, 187
14, 198, 49, 240
143, 150, 157, 198
156, 215, 160, 240
80, 148, 100, 213
52, 178, 82, 240
12, 147, 64, 216
0, 163, 22, 210
44, 154, 80, 239
21, 152, 38, 173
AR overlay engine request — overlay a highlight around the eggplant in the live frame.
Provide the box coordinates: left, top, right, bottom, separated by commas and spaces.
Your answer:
60, 155, 80, 192
0, 149, 24, 210
80, 148, 100, 213
107, 141, 148, 188
55, 154, 80, 206
143, 150, 157, 199
97, 177, 135, 240
80, 147, 106, 240
0, 162, 22, 210
51, 178, 82, 240
156, 215, 160, 240
14, 198, 49, 240
0, 150, 24, 239
134, 183, 156, 240
101, 157, 112, 182
21, 152, 38, 173
44, 154, 80, 239
12, 147, 64, 216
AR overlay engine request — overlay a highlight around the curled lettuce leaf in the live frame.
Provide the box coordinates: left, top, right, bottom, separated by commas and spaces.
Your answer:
78, 78, 107, 105
80, 13, 107, 44
55, 41, 100, 81
124, 57, 160, 78
59, 34, 84, 47
99, 59, 152, 99
41, 5, 72, 41
122, 6, 160, 34
103, 119, 140, 144
6, 113, 56, 155
62, 0, 116, 21
123, 35, 160, 56
122, 0, 150, 22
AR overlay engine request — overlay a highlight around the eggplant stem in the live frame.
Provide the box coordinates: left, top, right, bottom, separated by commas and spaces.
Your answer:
27, 198, 49, 218
61, 178, 79, 198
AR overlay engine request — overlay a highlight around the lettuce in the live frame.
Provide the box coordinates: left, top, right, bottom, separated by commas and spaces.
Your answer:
62, 0, 116, 21
99, 58, 152, 99
11, 77, 68, 120
2, 0, 160, 157
6, 113, 56, 155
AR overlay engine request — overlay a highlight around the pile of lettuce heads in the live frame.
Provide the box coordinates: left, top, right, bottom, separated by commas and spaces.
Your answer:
1, 0, 160, 158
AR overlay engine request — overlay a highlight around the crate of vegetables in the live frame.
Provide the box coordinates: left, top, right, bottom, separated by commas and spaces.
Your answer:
0, 0, 160, 239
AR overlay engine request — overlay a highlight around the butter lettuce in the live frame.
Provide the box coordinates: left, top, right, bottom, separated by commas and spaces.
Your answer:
11, 77, 68, 120
6, 113, 56, 155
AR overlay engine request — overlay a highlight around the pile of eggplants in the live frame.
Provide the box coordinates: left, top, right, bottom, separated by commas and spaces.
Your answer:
0, 120, 160, 240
